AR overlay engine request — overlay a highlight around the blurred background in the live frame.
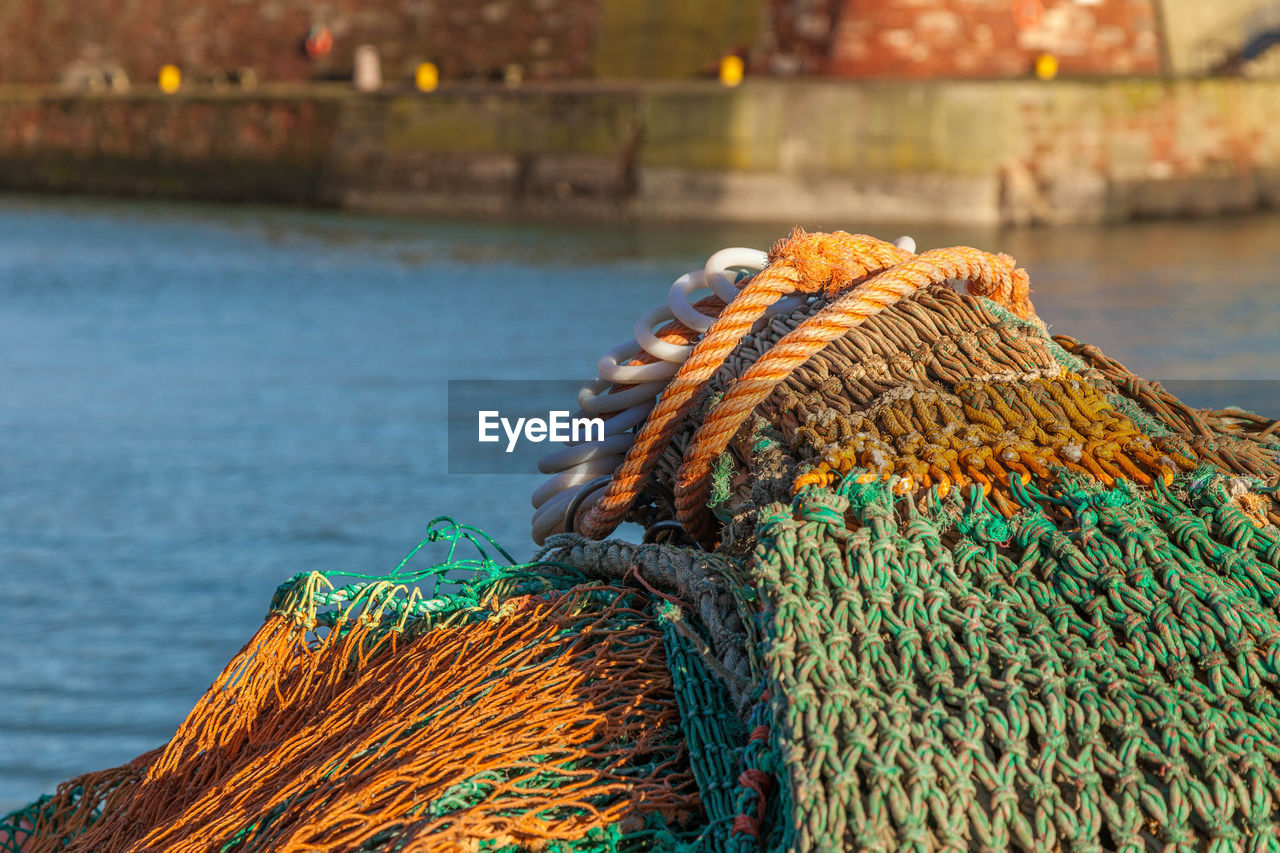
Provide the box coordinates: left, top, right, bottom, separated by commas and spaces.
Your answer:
1, 0, 1278, 814
1, 0, 1280, 224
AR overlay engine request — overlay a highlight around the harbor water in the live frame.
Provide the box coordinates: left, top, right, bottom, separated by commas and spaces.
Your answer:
1, 195, 1278, 809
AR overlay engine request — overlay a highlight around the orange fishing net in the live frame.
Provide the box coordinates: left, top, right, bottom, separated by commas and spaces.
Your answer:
18, 583, 698, 853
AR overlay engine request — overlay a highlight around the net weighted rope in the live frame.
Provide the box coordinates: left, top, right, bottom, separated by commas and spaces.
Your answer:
531, 247, 770, 545
531, 258, 742, 545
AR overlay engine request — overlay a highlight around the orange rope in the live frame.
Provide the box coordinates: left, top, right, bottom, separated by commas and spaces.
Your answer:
674, 246, 1034, 543
578, 230, 911, 539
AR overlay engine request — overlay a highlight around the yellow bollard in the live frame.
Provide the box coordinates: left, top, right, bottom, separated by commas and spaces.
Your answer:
719, 55, 744, 87
159, 64, 182, 93
1034, 53, 1058, 81
415, 62, 439, 92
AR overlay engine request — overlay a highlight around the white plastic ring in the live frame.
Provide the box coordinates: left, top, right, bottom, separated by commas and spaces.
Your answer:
764, 293, 806, 319
537, 433, 635, 474
579, 378, 669, 415
531, 489, 577, 544
705, 247, 768, 302
598, 339, 681, 384
531, 483, 606, 544
668, 270, 717, 333
634, 304, 694, 362
531, 455, 625, 509
593, 398, 656, 435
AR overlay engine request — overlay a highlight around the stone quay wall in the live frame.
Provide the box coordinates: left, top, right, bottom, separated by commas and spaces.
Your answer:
0, 78, 1276, 226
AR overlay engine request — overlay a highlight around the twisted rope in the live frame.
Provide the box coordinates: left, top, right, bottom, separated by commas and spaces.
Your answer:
577, 230, 911, 540
537, 533, 760, 707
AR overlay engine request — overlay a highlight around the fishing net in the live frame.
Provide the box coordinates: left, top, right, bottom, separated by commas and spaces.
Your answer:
6, 230, 1280, 851
0, 521, 709, 853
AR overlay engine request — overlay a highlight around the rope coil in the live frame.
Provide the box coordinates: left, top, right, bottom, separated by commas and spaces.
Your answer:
533, 246, 794, 543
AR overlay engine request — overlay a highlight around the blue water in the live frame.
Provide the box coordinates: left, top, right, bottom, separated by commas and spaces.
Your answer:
1, 196, 1277, 810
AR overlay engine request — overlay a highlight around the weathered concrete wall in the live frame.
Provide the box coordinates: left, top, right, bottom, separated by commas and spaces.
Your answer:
995, 78, 1280, 223
0, 89, 341, 202
637, 79, 1280, 224
1, 79, 1276, 225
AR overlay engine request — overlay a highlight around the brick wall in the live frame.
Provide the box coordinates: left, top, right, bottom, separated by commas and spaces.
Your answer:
0, 0, 599, 86
0, 0, 1176, 86
767, 0, 1164, 78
